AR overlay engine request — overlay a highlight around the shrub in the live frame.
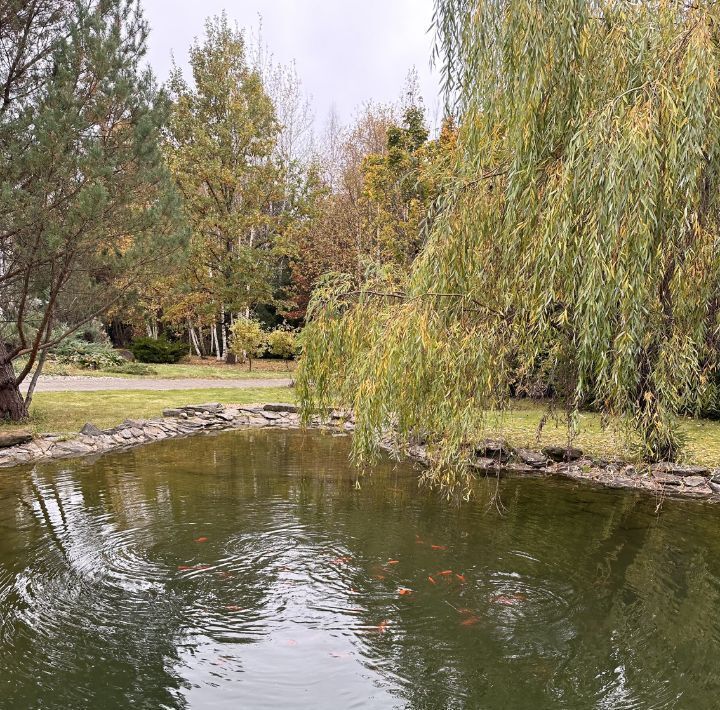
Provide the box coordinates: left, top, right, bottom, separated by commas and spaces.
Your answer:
267, 328, 298, 360
229, 318, 266, 370
130, 337, 189, 364
51, 339, 126, 370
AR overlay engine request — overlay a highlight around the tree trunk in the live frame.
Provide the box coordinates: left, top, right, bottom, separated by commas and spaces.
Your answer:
0, 344, 28, 421
24, 349, 47, 410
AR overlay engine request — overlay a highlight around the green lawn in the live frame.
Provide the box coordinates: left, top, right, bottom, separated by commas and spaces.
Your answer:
2, 387, 295, 435
40, 361, 294, 380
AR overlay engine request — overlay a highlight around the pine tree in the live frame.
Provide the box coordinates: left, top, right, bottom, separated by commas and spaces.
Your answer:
0, 0, 184, 421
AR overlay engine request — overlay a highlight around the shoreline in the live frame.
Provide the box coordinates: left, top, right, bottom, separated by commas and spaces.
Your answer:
1, 402, 719, 503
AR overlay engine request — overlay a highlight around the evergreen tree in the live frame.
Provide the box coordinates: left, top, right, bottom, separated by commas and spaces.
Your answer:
0, 0, 183, 421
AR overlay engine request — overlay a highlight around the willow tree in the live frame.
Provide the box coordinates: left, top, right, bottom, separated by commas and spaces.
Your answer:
298, 0, 720, 489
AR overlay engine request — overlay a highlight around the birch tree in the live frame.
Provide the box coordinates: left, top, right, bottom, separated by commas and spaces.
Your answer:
166, 14, 284, 359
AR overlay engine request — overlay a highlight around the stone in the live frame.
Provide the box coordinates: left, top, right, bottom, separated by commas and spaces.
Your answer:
217, 411, 236, 421
183, 403, 223, 413
0, 430, 32, 449
542, 445, 583, 462
260, 411, 282, 421
163, 409, 183, 417
709, 474, 720, 495
115, 348, 135, 361
516, 448, 549, 469
475, 439, 514, 462
80, 422, 103, 437
651, 462, 710, 478
120, 429, 133, 440
683, 476, 707, 489
263, 403, 299, 413
129, 427, 144, 438
652, 473, 681, 486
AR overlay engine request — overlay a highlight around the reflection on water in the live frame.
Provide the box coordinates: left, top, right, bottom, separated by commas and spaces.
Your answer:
0, 429, 719, 708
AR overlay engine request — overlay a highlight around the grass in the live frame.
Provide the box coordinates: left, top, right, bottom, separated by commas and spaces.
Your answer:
1, 387, 295, 435
38, 357, 295, 380
485, 399, 720, 469
3, 388, 720, 469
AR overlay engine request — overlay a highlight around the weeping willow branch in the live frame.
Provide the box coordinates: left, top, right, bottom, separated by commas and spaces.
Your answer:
299, 0, 720, 494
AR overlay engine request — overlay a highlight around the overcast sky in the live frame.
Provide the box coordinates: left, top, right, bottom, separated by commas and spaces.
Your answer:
141, 0, 441, 130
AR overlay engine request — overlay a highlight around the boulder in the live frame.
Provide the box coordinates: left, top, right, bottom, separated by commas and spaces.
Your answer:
542, 445, 583, 462
651, 462, 710, 478
516, 448, 549, 468
475, 439, 514, 462
80, 422, 103, 437
0, 430, 32, 449
263, 403, 299, 414
115, 349, 135, 361
683, 476, 707, 489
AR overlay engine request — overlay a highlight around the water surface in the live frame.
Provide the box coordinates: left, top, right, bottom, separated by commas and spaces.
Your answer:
0, 429, 719, 709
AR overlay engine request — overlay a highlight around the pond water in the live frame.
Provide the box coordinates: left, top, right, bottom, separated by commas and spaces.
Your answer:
1, 429, 719, 709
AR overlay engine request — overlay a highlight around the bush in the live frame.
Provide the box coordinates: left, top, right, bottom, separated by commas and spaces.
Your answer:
51, 339, 126, 370
229, 318, 266, 370
267, 328, 298, 360
130, 337, 189, 364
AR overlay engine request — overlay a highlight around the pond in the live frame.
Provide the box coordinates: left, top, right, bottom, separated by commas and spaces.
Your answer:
0, 429, 719, 709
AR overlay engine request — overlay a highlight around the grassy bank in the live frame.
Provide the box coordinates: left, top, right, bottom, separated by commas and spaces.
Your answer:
1, 387, 295, 435
484, 400, 720, 469
3, 389, 720, 468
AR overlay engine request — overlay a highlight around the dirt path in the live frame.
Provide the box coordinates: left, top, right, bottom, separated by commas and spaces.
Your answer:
22, 376, 293, 393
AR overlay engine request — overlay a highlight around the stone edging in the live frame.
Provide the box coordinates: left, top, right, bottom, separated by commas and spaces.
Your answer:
1, 404, 719, 503
387, 438, 720, 502
0, 403, 351, 469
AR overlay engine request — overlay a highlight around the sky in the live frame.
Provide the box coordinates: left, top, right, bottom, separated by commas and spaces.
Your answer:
141, 0, 442, 130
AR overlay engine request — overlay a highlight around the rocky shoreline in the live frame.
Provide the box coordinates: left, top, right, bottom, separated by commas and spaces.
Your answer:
0, 402, 719, 503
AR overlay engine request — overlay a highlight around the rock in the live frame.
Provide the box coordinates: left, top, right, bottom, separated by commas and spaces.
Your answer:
115, 349, 135, 361
683, 476, 707, 489
0, 430, 32, 449
163, 409, 183, 417
651, 462, 709, 478
80, 422, 103, 437
476, 439, 514, 462
652, 473, 681, 486
217, 411, 236, 421
184, 403, 223, 413
263, 403, 299, 413
542, 445, 583, 462
260, 411, 282, 421
516, 448, 548, 468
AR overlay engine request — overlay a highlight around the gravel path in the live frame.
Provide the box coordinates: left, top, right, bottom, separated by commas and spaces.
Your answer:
22, 376, 293, 393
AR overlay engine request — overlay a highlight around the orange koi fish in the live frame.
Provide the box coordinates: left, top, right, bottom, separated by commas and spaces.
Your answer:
397, 587, 413, 596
